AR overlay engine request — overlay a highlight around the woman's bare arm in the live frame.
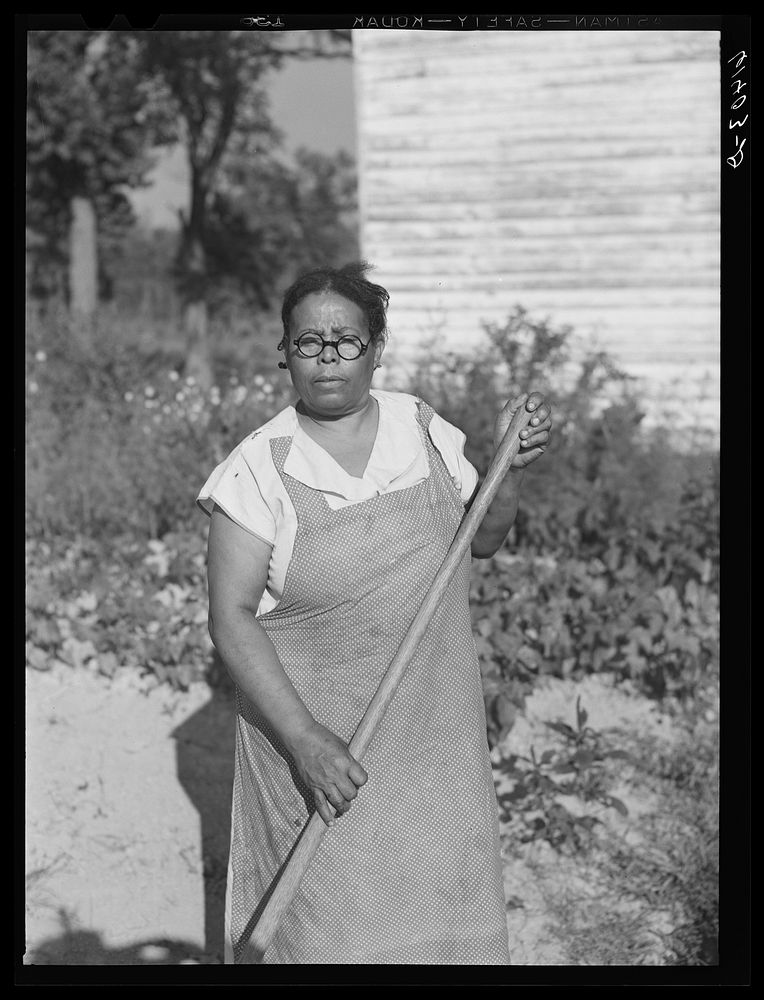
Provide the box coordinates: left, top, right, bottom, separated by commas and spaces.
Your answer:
206, 504, 367, 825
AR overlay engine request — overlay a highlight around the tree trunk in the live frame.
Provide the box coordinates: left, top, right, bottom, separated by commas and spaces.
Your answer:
68, 195, 98, 336
178, 168, 214, 390
183, 296, 213, 390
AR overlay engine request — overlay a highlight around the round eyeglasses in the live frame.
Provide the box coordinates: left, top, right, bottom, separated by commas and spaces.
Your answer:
291, 332, 370, 361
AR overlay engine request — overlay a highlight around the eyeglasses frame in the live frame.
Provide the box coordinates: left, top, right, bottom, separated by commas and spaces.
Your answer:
281, 332, 371, 362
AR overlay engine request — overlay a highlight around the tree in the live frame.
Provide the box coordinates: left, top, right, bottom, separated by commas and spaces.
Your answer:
137, 30, 352, 387
204, 147, 360, 317
26, 31, 170, 325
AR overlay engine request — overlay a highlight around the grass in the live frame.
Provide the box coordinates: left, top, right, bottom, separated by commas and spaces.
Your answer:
510, 705, 719, 966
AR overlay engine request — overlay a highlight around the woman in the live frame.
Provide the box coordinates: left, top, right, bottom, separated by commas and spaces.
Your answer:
197, 262, 552, 965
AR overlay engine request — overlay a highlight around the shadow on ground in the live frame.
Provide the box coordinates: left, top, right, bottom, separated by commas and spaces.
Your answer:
172, 653, 236, 963
25, 928, 220, 965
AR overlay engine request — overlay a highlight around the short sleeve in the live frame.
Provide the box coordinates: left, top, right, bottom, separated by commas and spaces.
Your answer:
427, 411, 480, 503
196, 445, 277, 546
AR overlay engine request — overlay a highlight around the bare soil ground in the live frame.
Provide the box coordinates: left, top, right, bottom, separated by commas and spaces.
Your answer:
24, 660, 697, 967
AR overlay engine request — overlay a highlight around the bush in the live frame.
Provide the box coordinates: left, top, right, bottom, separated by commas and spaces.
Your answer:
474, 545, 719, 742
408, 308, 719, 726
411, 306, 718, 560
25, 530, 213, 690
25, 307, 293, 540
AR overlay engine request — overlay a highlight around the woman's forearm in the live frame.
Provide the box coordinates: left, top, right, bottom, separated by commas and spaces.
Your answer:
470, 467, 525, 558
209, 608, 316, 754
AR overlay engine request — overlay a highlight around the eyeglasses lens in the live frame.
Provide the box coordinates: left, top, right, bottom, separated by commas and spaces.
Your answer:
296, 335, 363, 360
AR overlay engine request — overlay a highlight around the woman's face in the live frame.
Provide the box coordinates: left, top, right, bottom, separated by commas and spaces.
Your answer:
284, 291, 384, 418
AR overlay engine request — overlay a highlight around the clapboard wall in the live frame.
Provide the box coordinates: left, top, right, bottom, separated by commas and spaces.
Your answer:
352, 30, 720, 440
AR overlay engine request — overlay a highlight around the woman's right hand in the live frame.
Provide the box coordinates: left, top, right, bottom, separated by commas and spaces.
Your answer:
288, 722, 368, 827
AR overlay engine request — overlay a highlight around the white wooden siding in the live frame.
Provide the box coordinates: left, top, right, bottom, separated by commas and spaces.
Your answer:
352, 30, 720, 441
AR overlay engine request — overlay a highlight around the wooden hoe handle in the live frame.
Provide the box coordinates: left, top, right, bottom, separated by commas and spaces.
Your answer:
244, 402, 534, 962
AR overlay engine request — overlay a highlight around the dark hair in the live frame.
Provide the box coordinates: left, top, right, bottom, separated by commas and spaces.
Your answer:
280, 261, 390, 346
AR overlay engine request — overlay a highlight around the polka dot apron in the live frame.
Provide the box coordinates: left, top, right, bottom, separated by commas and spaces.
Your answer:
226, 401, 510, 964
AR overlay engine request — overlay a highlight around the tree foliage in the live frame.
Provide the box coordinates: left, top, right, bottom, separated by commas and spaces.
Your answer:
26, 30, 170, 300
204, 147, 359, 314
27, 28, 355, 317
130, 30, 353, 384
137, 31, 352, 299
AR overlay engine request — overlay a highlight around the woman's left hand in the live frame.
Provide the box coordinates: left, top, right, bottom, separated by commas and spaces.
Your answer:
494, 392, 553, 469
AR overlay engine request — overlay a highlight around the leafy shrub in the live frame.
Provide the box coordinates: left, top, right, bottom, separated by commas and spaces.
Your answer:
474, 547, 718, 738
410, 307, 719, 719
496, 696, 631, 854
25, 307, 293, 540
411, 306, 719, 564
26, 531, 213, 690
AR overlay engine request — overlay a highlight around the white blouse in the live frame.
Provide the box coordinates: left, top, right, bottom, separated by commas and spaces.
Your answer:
197, 389, 479, 616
